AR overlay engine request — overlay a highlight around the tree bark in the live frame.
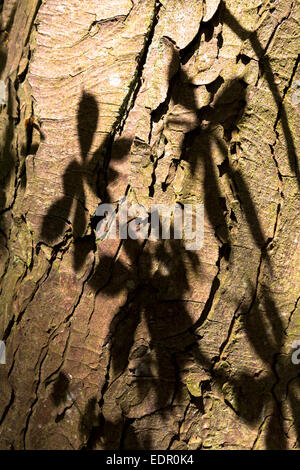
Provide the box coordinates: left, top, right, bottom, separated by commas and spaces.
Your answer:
0, 0, 299, 450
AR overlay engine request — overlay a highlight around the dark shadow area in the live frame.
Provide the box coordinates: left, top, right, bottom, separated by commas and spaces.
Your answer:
21, 115, 45, 159
191, 282, 297, 450
0, 3, 17, 76
0, 5, 25, 263
41, 91, 131, 271
0, 77, 16, 259
50, 371, 70, 407
40, 3, 299, 450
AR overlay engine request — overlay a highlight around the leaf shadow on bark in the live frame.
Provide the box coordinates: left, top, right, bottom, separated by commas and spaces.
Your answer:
40, 90, 132, 271
80, 82, 296, 449
41, 3, 299, 450
222, 1, 299, 189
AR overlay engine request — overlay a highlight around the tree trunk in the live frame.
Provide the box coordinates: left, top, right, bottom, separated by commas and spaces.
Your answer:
0, 0, 299, 450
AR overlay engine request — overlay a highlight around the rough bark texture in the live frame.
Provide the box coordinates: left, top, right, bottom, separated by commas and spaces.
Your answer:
0, 0, 299, 450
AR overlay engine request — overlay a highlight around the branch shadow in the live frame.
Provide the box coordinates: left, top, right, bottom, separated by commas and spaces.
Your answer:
222, 1, 299, 188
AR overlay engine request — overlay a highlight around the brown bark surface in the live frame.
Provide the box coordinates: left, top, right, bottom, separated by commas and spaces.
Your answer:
0, 0, 299, 449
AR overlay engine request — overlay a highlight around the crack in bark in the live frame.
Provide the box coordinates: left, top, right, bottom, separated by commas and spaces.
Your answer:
100, 1, 162, 200
261, 0, 295, 58
167, 402, 190, 450
212, 300, 243, 368
251, 413, 271, 450
23, 343, 49, 448
0, 388, 15, 427
285, 295, 300, 335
